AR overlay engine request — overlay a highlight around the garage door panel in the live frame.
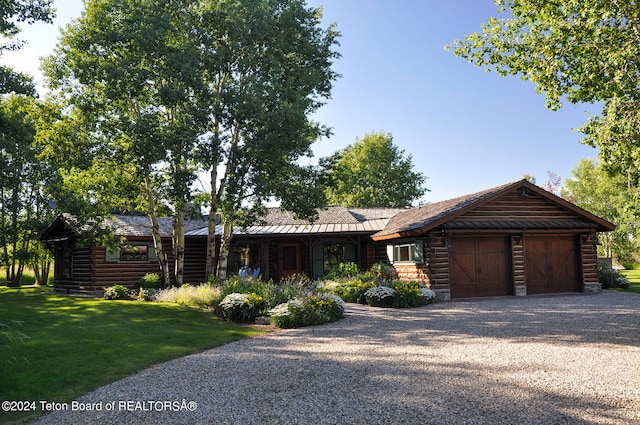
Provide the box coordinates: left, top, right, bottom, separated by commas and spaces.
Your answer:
450, 237, 511, 298
525, 236, 579, 294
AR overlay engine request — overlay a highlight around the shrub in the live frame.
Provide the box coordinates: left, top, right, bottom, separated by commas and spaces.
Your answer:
364, 286, 395, 307
138, 273, 161, 289
325, 262, 359, 279
389, 280, 422, 308
270, 294, 344, 328
154, 284, 221, 308
216, 292, 263, 322
332, 279, 377, 303
103, 285, 129, 300
616, 276, 631, 289
138, 287, 158, 301
371, 262, 398, 284
598, 267, 631, 289
419, 287, 437, 305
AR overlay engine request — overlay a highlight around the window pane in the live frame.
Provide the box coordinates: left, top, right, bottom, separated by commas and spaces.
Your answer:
398, 245, 411, 262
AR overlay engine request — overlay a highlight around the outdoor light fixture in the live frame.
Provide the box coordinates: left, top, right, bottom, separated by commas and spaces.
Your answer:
520, 187, 528, 198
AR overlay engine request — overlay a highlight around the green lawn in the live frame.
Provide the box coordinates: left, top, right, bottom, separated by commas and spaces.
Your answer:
618, 269, 640, 294
0, 286, 265, 424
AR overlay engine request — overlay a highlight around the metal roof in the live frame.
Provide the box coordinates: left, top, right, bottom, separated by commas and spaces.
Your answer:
185, 218, 392, 237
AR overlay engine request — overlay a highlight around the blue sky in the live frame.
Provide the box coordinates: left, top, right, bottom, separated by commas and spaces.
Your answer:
1, 0, 599, 203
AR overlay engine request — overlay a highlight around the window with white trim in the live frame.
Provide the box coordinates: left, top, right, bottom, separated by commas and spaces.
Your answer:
387, 240, 424, 264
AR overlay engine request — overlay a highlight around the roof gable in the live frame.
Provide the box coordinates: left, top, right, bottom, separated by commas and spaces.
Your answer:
372, 180, 615, 240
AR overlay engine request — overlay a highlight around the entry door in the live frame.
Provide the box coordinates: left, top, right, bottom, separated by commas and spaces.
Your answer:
278, 243, 301, 279
525, 236, 580, 294
449, 236, 512, 298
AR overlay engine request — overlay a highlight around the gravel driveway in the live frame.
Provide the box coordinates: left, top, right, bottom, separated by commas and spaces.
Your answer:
34, 291, 640, 425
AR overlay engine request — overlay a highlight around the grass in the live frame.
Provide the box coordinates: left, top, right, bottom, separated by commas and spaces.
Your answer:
0, 285, 265, 425
618, 269, 640, 294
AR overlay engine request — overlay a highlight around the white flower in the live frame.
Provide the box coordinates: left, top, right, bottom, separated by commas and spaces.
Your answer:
269, 299, 304, 317
323, 293, 346, 310
419, 288, 437, 304
364, 286, 396, 300
219, 293, 248, 309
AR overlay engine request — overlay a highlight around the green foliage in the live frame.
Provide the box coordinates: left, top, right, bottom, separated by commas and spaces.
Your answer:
0, 95, 59, 287
137, 287, 157, 302
269, 294, 344, 329
215, 292, 267, 323
449, 1, 640, 193
103, 285, 129, 300
389, 280, 423, 308
371, 262, 398, 284
154, 284, 221, 308
328, 264, 435, 309
320, 131, 427, 207
598, 267, 630, 290
562, 159, 640, 263
325, 262, 359, 279
0, 0, 54, 96
138, 273, 161, 289
332, 279, 377, 304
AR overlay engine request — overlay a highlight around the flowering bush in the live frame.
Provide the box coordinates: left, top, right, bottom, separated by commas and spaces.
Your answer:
269, 294, 344, 328
364, 286, 395, 307
419, 288, 437, 304
216, 292, 263, 322
371, 262, 398, 284
389, 280, 422, 308
332, 279, 377, 303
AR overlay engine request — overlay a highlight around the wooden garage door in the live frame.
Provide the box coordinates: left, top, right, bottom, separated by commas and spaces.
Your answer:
449, 236, 512, 298
525, 236, 580, 294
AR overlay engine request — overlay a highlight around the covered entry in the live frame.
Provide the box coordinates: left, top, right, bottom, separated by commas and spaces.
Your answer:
525, 236, 580, 294
449, 236, 512, 298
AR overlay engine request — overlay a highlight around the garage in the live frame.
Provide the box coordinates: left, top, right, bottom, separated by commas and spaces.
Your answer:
372, 180, 616, 300
525, 236, 580, 294
449, 236, 512, 298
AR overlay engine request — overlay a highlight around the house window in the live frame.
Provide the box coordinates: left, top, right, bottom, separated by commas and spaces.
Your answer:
106, 244, 157, 263
312, 242, 357, 278
324, 243, 345, 271
120, 245, 149, 261
394, 244, 412, 262
55, 244, 72, 278
387, 240, 424, 264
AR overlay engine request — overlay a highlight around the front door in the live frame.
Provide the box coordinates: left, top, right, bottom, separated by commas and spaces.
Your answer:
278, 243, 301, 279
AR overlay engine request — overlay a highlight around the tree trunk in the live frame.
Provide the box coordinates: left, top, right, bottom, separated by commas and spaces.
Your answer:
216, 220, 233, 280
173, 208, 185, 286
144, 170, 171, 288
33, 259, 50, 286
205, 167, 218, 279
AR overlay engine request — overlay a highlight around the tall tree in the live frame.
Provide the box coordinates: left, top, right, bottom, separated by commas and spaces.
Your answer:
193, 0, 339, 279
44, 0, 340, 283
0, 95, 58, 285
449, 1, 640, 186
320, 131, 427, 208
562, 158, 639, 264
44, 0, 211, 286
0, 0, 55, 95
